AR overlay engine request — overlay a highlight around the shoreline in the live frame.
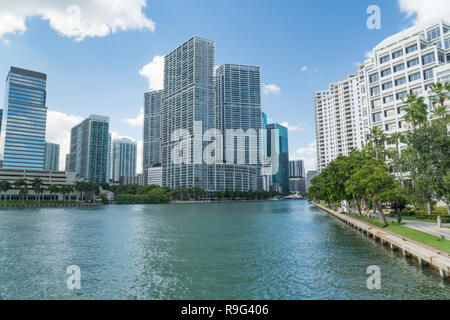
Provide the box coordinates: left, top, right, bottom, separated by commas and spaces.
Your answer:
311, 201, 450, 280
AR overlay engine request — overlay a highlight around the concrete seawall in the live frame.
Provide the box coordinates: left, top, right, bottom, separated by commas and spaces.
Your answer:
312, 202, 450, 280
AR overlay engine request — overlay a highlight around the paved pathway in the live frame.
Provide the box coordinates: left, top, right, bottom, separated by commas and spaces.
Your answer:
400, 220, 450, 239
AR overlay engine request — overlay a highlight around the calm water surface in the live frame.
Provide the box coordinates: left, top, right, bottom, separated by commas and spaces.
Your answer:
0, 200, 448, 299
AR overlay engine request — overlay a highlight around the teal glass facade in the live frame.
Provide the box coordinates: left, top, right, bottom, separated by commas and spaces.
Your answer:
0, 67, 47, 170
267, 123, 290, 194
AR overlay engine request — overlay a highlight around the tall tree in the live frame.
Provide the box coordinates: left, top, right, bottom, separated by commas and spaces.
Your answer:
0, 181, 12, 207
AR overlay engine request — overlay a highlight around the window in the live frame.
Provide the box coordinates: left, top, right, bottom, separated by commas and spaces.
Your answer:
369, 73, 379, 83
423, 68, 434, 80
384, 109, 395, 117
438, 52, 445, 63
445, 37, 450, 49
381, 68, 391, 77
397, 105, 407, 114
372, 99, 382, 109
408, 72, 420, 82
392, 50, 403, 59
383, 95, 394, 103
407, 58, 419, 68
410, 87, 422, 95
370, 86, 380, 96
380, 55, 390, 64
395, 77, 406, 86
382, 82, 392, 90
406, 44, 418, 54
396, 91, 407, 100
422, 53, 435, 65
385, 123, 396, 131
427, 27, 441, 41
372, 112, 382, 122
393, 64, 405, 73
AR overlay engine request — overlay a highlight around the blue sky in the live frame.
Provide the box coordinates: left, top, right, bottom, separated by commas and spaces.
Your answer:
0, 0, 447, 171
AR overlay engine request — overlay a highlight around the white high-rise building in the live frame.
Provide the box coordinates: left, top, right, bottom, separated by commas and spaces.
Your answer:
111, 138, 137, 182
315, 18, 450, 171
314, 74, 368, 171
361, 18, 449, 144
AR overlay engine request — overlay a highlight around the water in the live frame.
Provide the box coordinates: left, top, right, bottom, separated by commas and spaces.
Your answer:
0, 200, 448, 299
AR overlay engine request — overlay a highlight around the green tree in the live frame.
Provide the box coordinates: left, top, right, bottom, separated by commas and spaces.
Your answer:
0, 181, 12, 207
401, 94, 428, 130
48, 184, 60, 204
368, 127, 385, 161
31, 178, 45, 205
14, 179, 28, 206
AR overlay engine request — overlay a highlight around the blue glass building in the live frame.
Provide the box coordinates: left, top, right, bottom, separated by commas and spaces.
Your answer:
0, 67, 47, 170
267, 123, 290, 194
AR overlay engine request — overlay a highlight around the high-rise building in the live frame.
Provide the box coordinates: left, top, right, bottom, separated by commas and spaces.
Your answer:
267, 123, 289, 194
111, 138, 137, 182
314, 74, 367, 171
146, 166, 162, 187
360, 18, 450, 146
0, 67, 47, 170
68, 115, 110, 184
65, 154, 70, 171
43, 142, 60, 171
306, 170, 319, 192
215, 63, 262, 190
289, 160, 305, 178
143, 90, 162, 185
0, 109, 3, 133
161, 36, 216, 190
290, 177, 306, 193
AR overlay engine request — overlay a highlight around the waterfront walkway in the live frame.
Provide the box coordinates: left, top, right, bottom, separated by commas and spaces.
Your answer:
312, 202, 450, 280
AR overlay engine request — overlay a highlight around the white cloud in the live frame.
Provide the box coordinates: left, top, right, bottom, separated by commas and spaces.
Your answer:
262, 84, 281, 95
293, 140, 317, 171
46, 110, 83, 170
3, 39, 11, 46
365, 51, 374, 59
139, 55, 164, 91
397, 0, 450, 25
123, 107, 144, 127
280, 122, 304, 132
0, 0, 155, 41
301, 66, 308, 72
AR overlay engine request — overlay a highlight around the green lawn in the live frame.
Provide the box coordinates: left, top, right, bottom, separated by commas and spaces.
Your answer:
347, 213, 450, 253
385, 224, 450, 253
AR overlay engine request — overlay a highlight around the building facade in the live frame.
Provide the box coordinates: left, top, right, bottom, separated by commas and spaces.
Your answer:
289, 160, 305, 178
146, 166, 162, 186
68, 115, 110, 184
111, 138, 137, 182
119, 174, 142, 186
290, 177, 306, 193
161, 37, 216, 190
0, 67, 47, 170
314, 74, 367, 171
143, 90, 162, 185
306, 170, 319, 192
267, 123, 289, 194
360, 18, 450, 149
43, 142, 60, 171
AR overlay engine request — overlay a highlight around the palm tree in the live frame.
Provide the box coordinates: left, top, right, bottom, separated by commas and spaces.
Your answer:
390, 132, 403, 158
401, 94, 428, 129
14, 179, 27, 206
74, 181, 83, 202
368, 127, 385, 161
32, 178, 44, 205
61, 185, 74, 205
0, 181, 12, 207
48, 184, 60, 204
429, 81, 450, 122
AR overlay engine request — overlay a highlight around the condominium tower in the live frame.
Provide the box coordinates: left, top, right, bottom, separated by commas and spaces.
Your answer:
68, 115, 110, 183
0, 67, 47, 170
361, 18, 450, 144
289, 159, 305, 178
43, 142, 60, 171
314, 74, 367, 171
267, 123, 290, 194
161, 36, 216, 190
143, 90, 162, 185
111, 138, 137, 182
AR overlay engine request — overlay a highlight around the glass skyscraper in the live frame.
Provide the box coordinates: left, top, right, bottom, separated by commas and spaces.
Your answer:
43, 142, 60, 171
143, 90, 162, 185
0, 67, 47, 170
161, 36, 216, 190
267, 123, 290, 194
68, 115, 110, 184
111, 138, 137, 182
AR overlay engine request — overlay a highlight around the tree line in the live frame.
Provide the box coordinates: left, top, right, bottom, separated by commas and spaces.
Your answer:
307, 82, 450, 226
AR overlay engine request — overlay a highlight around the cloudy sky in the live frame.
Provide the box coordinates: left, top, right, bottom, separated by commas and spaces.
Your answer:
0, 0, 449, 172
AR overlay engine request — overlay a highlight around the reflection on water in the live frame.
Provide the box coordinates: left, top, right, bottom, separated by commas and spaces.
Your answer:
0, 201, 448, 299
